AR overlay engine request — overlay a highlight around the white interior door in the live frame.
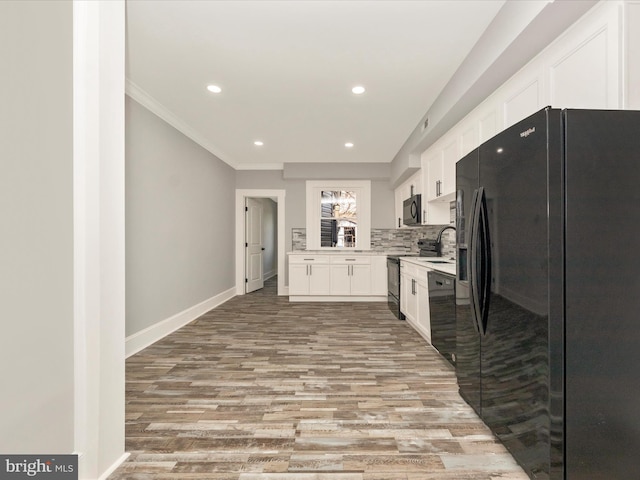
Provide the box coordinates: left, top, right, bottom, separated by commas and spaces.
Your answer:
245, 198, 264, 293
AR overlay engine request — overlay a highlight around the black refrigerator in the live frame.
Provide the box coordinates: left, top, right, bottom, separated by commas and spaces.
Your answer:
455, 107, 640, 479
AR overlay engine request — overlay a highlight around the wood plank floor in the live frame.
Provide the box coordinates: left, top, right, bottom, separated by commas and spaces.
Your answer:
109, 277, 528, 480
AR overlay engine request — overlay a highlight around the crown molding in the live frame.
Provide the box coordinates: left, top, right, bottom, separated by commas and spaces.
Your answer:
235, 162, 284, 171
125, 79, 237, 169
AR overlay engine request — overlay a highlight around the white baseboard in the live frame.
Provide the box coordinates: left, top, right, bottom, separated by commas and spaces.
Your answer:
263, 269, 277, 281
97, 452, 130, 480
125, 287, 236, 358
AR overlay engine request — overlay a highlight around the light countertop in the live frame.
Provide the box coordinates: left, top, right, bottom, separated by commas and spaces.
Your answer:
401, 256, 456, 276
288, 250, 408, 256
287, 251, 457, 276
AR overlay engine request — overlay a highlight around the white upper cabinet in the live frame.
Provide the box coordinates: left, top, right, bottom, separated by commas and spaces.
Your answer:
414, 0, 625, 225
441, 139, 459, 197
393, 1, 629, 229
425, 139, 457, 204
425, 151, 442, 202
503, 74, 544, 129
545, 1, 621, 109
460, 124, 478, 158
478, 108, 499, 144
421, 147, 452, 225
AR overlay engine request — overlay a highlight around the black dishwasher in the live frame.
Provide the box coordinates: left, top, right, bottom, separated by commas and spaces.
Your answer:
428, 271, 456, 365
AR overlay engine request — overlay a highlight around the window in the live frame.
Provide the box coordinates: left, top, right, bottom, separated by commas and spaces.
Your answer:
306, 181, 371, 250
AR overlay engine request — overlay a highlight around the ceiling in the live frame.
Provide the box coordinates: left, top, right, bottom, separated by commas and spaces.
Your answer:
125, 0, 506, 170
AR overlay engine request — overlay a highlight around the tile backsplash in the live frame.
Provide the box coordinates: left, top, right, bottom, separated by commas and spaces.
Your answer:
292, 225, 456, 259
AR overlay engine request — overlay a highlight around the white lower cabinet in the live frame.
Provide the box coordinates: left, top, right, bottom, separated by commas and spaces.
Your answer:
370, 256, 388, 295
330, 256, 371, 295
288, 256, 331, 296
400, 260, 431, 344
400, 262, 418, 323
401, 274, 418, 323
416, 271, 431, 343
288, 253, 386, 300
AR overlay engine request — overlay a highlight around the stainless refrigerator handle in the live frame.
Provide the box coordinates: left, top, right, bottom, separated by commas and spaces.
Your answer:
477, 187, 491, 336
469, 188, 482, 335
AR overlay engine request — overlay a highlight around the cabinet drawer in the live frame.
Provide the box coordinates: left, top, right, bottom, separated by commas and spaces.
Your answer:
330, 255, 371, 265
416, 265, 430, 287
289, 255, 330, 265
400, 261, 419, 277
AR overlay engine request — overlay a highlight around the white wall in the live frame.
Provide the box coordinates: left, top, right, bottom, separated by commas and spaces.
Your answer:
0, 0, 75, 453
0, 3, 127, 477
236, 169, 395, 253
125, 97, 237, 337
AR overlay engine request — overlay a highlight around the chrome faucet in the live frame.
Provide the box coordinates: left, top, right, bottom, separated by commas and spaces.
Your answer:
435, 225, 456, 256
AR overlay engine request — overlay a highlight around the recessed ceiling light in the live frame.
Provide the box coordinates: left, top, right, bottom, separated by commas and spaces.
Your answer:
206, 84, 222, 93
345, 142, 354, 148
254, 140, 264, 146
497, 147, 504, 153
351, 86, 365, 95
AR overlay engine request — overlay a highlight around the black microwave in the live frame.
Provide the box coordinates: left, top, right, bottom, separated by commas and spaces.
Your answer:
403, 194, 421, 226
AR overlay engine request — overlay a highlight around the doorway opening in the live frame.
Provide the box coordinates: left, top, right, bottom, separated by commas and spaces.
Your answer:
245, 196, 278, 294
235, 189, 286, 296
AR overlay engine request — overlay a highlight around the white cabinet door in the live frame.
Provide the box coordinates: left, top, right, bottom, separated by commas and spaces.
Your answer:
503, 77, 542, 128
417, 278, 431, 343
461, 124, 478, 158
291, 255, 384, 299
370, 257, 388, 296
330, 264, 351, 295
400, 271, 410, 317
401, 266, 418, 323
479, 109, 498, 144
308, 264, 331, 295
289, 264, 309, 295
330, 257, 372, 295
394, 187, 404, 229
548, 26, 614, 109
441, 139, 459, 197
426, 152, 443, 201
290, 256, 331, 296
350, 264, 372, 295
404, 276, 418, 323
